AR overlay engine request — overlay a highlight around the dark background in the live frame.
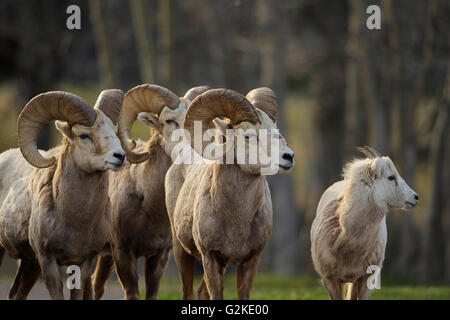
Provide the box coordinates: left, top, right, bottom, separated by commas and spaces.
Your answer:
0, 0, 449, 285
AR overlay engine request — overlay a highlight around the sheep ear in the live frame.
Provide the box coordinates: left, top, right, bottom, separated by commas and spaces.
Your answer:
55, 121, 73, 140
137, 112, 162, 133
362, 159, 381, 186
212, 118, 231, 135
370, 158, 384, 180
160, 106, 178, 120
362, 166, 375, 186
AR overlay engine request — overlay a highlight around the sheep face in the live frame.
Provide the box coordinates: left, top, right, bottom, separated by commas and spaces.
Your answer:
371, 157, 419, 210
256, 110, 295, 174
137, 98, 191, 156
55, 110, 125, 173
137, 98, 190, 156
214, 109, 294, 175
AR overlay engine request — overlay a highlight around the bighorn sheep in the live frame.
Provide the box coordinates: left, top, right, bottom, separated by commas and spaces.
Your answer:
90, 84, 210, 300
310, 146, 419, 300
0, 89, 126, 300
165, 88, 295, 300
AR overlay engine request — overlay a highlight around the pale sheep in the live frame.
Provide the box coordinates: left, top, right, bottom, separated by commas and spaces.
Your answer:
0, 89, 125, 299
310, 146, 419, 300
165, 87, 295, 300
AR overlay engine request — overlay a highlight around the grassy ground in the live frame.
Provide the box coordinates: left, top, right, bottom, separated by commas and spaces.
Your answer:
1, 273, 448, 300
152, 275, 450, 300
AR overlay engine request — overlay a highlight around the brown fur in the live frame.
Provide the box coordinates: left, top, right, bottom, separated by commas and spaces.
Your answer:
91, 131, 173, 300
0, 141, 112, 299
164, 99, 294, 300
166, 162, 273, 300
0, 109, 123, 300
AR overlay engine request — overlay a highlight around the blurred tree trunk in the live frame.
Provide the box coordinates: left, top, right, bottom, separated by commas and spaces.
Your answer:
445, 138, 450, 284
157, 0, 173, 89
16, 0, 65, 149
200, 1, 226, 86
130, 0, 155, 83
89, 0, 117, 88
425, 67, 449, 282
313, 1, 347, 192
345, 0, 367, 152
257, 0, 302, 274
354, 0, 391, 153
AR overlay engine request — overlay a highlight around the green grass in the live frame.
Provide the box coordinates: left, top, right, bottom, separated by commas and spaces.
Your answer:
146, 275, 450, 300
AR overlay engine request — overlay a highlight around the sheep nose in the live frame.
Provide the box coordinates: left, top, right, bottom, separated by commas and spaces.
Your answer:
414, 194, 419, 201
282, 152, 294, 162
113, 152, 126, 163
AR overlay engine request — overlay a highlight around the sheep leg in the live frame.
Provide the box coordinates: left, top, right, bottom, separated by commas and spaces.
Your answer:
355, 276, 373, 300
39, 256, 64, 300
322, 277, 344, 300
69, 258, 94, 300
237, 254, 261, 300
173, 238, 195, 300
8, 259, 40, 300
0, 246, 4, 267
197, 277, 210, 300
202, 253, 225, 300
144, 249, 170, 300
345, 280, 367, 300
91, 254, 114, 300
83, 275, 93, 300
345, 283, 357, 300
114, 249, 140, 300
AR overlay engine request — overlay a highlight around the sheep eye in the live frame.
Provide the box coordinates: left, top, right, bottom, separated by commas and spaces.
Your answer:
79, 134, 91, 140
166, 119, 178, 128
388, 175, 396, 181
244, 135, 257, 141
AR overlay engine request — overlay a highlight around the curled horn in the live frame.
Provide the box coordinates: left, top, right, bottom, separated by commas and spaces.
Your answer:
18, 91, 97, 168
246, 87, 278, 122
183, 85, 211, 102
94, 89, 124, 125
184, 88, 259, 160
118, 84, 180, 164
356, 145, 381, 159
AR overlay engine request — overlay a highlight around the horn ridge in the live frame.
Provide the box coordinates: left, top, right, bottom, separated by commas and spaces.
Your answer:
18, 91, 96, 168
118, 84, 180, 163
184, 88, 259, 160
95, 89, 124, 125
246, 87, 278, 121
356, 145, 381, 159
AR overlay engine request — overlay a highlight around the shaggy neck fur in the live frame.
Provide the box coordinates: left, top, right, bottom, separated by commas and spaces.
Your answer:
210, 163, 266, 225
50, 138, 109, 228
334, 159, 387, 254
146, 129, 168, 161
130, 129, 172, 216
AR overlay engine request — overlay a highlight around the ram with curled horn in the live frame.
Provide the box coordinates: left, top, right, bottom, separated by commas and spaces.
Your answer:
0, 89, 126, 300
88, 84, 210, 300
165, 87, 295, 300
